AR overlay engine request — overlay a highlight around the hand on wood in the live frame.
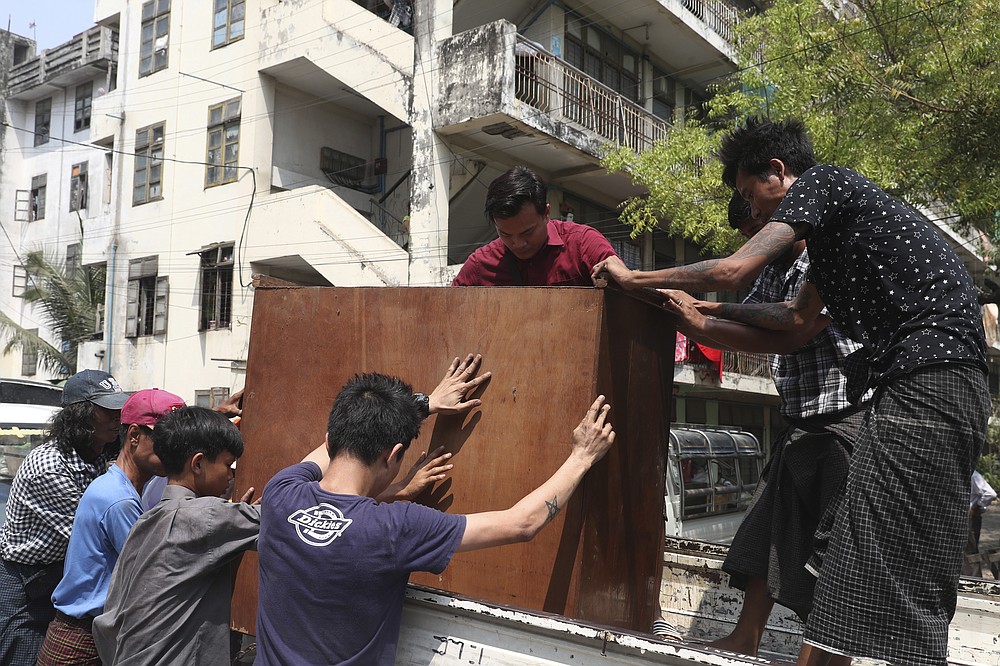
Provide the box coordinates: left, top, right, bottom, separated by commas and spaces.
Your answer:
428, 354, 491, 416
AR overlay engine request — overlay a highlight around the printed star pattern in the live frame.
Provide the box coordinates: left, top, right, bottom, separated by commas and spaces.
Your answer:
771, 165, 987, 383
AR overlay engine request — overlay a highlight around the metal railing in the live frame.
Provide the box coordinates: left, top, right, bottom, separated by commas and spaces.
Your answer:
9, 26, 118, 95
722, 350, 771, 378
680, 0, 744, 43
514, 37, 671, 153
369, 199, 409, 250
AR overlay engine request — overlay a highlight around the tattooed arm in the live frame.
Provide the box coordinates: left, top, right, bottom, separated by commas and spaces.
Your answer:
709, 281, 827, 332
458, 396, 615, 552
661, 288, 832, 354
593, 221, 806, 291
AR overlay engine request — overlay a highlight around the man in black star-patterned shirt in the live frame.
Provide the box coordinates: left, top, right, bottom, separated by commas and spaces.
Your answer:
594, 117, 988, 666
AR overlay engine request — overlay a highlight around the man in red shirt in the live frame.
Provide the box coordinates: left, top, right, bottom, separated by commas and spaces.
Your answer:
452, 167, 616, 286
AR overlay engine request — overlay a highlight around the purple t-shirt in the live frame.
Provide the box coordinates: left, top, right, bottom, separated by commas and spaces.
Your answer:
255, 462, 466, 666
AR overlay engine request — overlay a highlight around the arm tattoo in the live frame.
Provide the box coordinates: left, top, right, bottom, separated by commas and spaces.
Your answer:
715, 301, 798, 330
545, 497, 561, 523
654, 223, 797, 291
652, 259, 728, 291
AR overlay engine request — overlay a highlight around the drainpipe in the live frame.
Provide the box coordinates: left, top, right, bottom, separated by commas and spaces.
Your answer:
106, 10, 131, 374
106, 241, 117, 369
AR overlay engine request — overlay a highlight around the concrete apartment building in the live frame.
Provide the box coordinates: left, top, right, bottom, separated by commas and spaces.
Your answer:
1, 0, 995, 447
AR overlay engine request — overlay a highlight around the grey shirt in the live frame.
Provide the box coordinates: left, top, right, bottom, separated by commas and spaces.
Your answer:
93, 484, 260, 665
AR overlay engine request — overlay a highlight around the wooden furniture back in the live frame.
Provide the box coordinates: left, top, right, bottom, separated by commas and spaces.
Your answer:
230, 286, 674, 633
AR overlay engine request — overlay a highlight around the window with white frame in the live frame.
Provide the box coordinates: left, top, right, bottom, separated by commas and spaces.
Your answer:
74, 82, 93, 132
92, 262, 108, 338
34, 98, 51, 146
205, 98, 241, 186
139, 0, 170, 77
126, 256, 168, 337
198, 243, 234, 330
21, 330, 38, 376
66, 243, 81, 277
133, 122, 164, 205
103, 152, 113, 205
652, 67, 676, 122
564, 12, 640, 102
212, 0, 245, 48
30, 175, 47, 221
14, 190, 30, 222
69, 162, 88, 212
12, 265, 29, 297
195, 387, 230, 409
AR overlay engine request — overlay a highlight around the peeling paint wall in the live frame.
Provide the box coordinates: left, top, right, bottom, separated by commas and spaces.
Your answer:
436, 22, 513, 128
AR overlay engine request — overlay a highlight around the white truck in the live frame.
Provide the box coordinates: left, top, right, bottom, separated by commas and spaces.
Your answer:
392, 540, 1000, 666
389, 422, 1000, 666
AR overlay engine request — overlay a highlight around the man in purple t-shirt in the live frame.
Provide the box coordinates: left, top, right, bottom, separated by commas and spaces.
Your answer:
256, 368, 616, 665
452, 166, 616, 286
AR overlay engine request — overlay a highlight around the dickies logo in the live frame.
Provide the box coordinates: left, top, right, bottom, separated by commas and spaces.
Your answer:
287, 503, 352, 547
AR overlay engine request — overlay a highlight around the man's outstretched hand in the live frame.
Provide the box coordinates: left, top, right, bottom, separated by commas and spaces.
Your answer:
428, 354, 491, 416
383, 446, 454, 502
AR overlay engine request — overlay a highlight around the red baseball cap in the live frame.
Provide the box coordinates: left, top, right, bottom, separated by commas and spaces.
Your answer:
121, 389, 186, 427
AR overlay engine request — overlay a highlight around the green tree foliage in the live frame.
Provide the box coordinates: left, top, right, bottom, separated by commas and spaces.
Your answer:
0, 251, 105, 375
604, 0, 1000, 246
603, 121, 742, 255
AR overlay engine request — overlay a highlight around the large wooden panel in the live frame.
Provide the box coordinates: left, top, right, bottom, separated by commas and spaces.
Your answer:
230, 287, 674, 634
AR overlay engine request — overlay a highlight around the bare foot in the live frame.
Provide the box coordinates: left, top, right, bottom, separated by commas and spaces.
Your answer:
707, 633, 759, 657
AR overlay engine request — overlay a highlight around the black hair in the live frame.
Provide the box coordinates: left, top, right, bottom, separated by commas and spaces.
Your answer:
326, 373, 422, 465
48, 401, 101, 456
153, 406, 244, 475
727, 191, 752, 230
484, 166, 547, 223
119, 423, 153, 442
718, 117, 817, 188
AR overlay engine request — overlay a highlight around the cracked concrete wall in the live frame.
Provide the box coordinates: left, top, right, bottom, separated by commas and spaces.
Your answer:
436, 21, 514, 128
406, 0, 454, 286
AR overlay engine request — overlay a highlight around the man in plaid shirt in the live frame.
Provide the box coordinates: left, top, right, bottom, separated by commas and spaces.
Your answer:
657, 195, 869, 661
0, 370, 128, 664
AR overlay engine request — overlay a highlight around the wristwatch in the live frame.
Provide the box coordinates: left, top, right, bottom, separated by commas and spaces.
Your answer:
413, 392, 430, 420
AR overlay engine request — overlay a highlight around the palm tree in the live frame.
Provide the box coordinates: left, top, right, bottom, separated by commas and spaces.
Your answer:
0, 250, 105, 376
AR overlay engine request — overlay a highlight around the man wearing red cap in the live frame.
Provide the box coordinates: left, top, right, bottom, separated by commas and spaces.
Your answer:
36, 389, 185, 666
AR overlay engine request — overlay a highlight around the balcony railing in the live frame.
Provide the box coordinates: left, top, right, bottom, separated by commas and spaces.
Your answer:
514, 37, 671, 153
9, 26, 119, 96
681, 0, 743, 43
369, 170, 412, 251
722, 350, 771, 378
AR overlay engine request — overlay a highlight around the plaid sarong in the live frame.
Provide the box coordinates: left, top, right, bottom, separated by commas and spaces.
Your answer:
723, 408, 862, 621
804, 364, 988, 665
37, 611, 100, 666
0, 558, 62, 665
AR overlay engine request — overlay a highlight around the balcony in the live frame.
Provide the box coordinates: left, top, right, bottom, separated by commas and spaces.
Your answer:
437, 21, 670, 191
675, 342, 776, 397
722, 350, 770, 379
513, 37, 670, 154
8, 26, 118, 100
679, 0, 744, 44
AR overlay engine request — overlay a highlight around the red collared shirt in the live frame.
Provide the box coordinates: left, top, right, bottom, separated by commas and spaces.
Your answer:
452, 220, 616, 286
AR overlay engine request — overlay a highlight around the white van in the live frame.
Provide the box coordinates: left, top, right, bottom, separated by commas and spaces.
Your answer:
1, 380, 62, 526
1, 402, 61, 476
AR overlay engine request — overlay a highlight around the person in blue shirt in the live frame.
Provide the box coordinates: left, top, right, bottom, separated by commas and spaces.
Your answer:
36, 389, 185, 666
